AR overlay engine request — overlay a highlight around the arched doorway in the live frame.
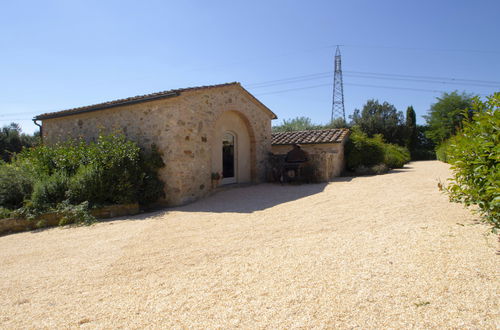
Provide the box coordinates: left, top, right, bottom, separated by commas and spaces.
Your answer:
212, 111, 254, 185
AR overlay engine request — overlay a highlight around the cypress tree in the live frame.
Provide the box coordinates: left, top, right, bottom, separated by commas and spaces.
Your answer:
405, 106, 417, 158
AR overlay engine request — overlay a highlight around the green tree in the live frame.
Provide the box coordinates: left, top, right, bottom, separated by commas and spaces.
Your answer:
323, 117, 349, 129
350, 99, 405, 145
272, 116, 320, 132
405, 106, 418, 158
0, 123, 39, 162
444, 93, 499, 231
413, 125, 436, 160
424, 91, 474, 144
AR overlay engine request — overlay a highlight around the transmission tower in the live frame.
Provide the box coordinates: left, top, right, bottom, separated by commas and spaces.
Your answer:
331, 45, 345, 123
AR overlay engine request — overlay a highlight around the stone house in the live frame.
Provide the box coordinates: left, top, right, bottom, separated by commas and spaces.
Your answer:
271, 128, 350, 181
34, 82, 277, 206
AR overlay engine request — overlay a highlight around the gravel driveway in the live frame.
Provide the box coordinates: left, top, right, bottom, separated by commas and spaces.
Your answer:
0, 161, 498, 328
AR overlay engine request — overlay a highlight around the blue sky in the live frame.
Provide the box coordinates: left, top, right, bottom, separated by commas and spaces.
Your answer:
1, 0, 499, 134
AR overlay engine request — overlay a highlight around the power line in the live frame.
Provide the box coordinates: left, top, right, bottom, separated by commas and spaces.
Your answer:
344, 82, 448, 94
246, 72, 331, 88
341, 44, 500, 55
344, 73, 500, 88
254, 83, 333, 96
345, 70, 500, 85
253, 82, 493, 97
246, 70, 500, 90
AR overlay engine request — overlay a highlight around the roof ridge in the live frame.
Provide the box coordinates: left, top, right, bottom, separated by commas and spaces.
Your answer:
272, 128, 348, 134
34, 82, 241, 120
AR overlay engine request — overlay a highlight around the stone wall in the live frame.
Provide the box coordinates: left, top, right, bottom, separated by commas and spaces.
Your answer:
271, 141, 346, 181
0, 204, 139, 236
41, 85, 274, 206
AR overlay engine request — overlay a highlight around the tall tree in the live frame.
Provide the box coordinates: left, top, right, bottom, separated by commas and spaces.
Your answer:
0, 123, 39, 162
350, 99, 405, 145
272, 116, 319, 132
324, 117, 349, 129
424, 91, 474, 144
405, 106, 418, 157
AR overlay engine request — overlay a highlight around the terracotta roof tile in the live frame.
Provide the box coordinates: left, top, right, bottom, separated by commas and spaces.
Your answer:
271, 128, 349, 145
34, 82, 277, 120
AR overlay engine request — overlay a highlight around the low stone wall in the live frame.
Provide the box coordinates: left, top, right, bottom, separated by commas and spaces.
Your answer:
0, 203, 140, 236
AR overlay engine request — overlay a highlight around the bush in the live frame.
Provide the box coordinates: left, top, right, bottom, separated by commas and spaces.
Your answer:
136, 145, 165, 205
346, 128, 410, 173
383, 143, 411, 169
31, 172, 70, 211
412, 148, 436, 161
0, 133, 166, 224
444, 93, 499, 231
435, 139, 452, 163
0, 207, 12, 219
0, 164, 34, 209
56, 201, 95, 226
345, 129, 385, 170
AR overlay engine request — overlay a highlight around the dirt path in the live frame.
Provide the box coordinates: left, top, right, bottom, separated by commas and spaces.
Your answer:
0, 161, 498, 328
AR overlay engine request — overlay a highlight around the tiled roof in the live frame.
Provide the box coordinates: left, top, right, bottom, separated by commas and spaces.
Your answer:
271, 128, 349, 145
34, 82, 277, 120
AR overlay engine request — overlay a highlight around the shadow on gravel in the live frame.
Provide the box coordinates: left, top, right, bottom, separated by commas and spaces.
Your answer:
173, 183, 328, 214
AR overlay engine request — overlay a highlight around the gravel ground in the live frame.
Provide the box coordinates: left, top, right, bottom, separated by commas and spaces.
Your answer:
0, 161, 498, 329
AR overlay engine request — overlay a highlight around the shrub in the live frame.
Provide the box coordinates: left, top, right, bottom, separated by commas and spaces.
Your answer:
56, 201, 95, 226
67, 165, 108, 205
444, 93, 499, 231
383, 143, 411, 169
346, 128, 410, 173
0, 164, 34, 209
345, 129, 385, 170
435, 139, 452, 163
0, 133, 166, 224
412, 148, 436, 161
30, 172, 70, 211
0, 207, 12, 219
136, 145, 165, 205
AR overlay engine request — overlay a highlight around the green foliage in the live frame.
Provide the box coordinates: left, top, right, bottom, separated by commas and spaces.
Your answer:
0, 123, 39, 162
137, 145, 165, 205
424, 91, 474, 144
0, 164, 34, 209
272, 116, 350, 132
0, 207, 12, 219
0, 133, 165, 225
272, 116, 321, 132
56, 201, 95, 226
435, 139, 452, 163
346, 128, 410, 174
412, 125, 436, 160
324, 117, 349, 129
383, 143, 411, 169
31, 172, 70, 211
405, 106, 418, 158
345, 129, 385, 170
66, 165, 106, 205
350, 99, 406, 145
444, 93, 499, 231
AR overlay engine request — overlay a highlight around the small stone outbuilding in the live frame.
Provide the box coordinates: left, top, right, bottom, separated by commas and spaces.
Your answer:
34, 83, 277, 206
271, 128, 350, 181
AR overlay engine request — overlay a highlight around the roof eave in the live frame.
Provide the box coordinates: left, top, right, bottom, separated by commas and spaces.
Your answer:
34, 91, 180, 120
237, 84, 277, 119
272, 141, 343, 146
